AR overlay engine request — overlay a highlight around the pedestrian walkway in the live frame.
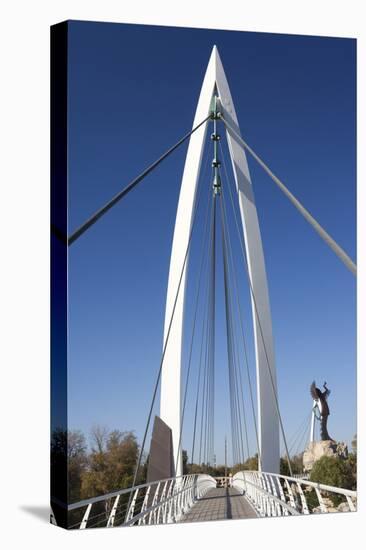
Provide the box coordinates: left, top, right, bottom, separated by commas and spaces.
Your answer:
179, 487, 258, 523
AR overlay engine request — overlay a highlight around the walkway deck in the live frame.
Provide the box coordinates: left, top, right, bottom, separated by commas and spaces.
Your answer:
179, 487, 258, 523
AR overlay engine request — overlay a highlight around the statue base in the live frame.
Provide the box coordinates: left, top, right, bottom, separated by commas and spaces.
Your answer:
303, 440, 348, 472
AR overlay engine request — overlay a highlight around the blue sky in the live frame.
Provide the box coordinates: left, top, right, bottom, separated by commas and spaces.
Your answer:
67, 21, 356, 465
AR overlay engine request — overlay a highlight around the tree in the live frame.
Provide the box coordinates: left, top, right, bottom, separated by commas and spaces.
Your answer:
68, 430, 88, 502
186, 462, 202, 474
90, 424, 108, 453
310, 455, 354, 489
310, 455, 354, 506
182, 450, 188, 475
347, 452, 357, 489
80, 428, 139, 499
351, 434, 357, 454
243, 454, 259, 471
291, 453, 304, 473
348, 434, 357, 489
212, 464, 227, 477
280, 453, 303, 476
232, 454, 259, 474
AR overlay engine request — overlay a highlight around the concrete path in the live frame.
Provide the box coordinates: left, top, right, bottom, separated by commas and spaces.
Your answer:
179, 487, 258, 523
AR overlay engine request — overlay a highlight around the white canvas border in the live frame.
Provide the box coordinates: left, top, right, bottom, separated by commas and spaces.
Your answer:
0, 1, 364, 549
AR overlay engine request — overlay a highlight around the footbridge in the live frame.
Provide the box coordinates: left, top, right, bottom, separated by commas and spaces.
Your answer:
51, 45, 357, 528
53, 471, 356, 528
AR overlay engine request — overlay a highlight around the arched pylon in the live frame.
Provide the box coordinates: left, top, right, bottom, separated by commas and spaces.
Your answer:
160, 46, 280, 476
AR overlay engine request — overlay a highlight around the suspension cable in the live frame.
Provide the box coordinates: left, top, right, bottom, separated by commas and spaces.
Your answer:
220, 135, 293, 476
127, 151, 208, 510
202, 196, 216, 469
189, 170, 215, 468
220, 116, 356, 276
220, 182, 253, 462
220, 196, 248, 466
208, 192, 216, 466
219, 142, 262, 467
221, 185, 260, 465
190, 264, 211, 467
288, 411, 312, 454
197, 293, 211, 466
221, 197, 239, 463
67, 115, 212, 245
198, 196, 216, 466
174, 162, 214, 470
229, 289, 251, 463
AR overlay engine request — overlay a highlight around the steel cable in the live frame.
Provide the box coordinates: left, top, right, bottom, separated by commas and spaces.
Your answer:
221, 116, 356, 276
127, 146, 209, 513
67, 115, 212, 245
219, 133, 294, 475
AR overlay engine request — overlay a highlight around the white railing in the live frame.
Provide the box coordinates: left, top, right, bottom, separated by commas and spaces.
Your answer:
291, 473, 310, 480
62, 474, 216, 529
232, 471, 357, 517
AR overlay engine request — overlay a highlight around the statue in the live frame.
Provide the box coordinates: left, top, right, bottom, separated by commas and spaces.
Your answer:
303, 380, 347, 472
310, 381, 333, 441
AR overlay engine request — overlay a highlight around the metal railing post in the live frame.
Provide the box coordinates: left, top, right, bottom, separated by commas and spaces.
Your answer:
107, 495, 120, 527
80, 503, 92, 529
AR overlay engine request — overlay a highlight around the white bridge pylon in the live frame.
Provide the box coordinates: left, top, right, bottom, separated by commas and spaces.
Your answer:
160, 45, 279, 476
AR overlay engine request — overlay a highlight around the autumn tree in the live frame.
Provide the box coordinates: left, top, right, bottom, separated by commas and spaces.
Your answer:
80, 428, 139, 499
231, 454, 259, 474
68, 430, 88, 502
280, 453, 303, 476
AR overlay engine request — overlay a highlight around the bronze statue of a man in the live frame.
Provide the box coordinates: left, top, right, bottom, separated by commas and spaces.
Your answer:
310, 381, 333, 441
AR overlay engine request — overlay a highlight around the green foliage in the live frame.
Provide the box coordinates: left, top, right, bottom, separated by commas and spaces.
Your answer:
232, 454, 259, 474
291, 453, 304, 473
304, 488, 321, 512
68, 430, 88, 502
310, 455, 355, 506
212, 464, 227, 477
186, 463, 227, 477
280, 453, 303, 476
186, 462, 203, 474
310, 455, 354, 489
347, 452, 357, 488
280, 458, 292, 477
80, 428, 139, 500
351, 434, 357, 454
243, 454, 259, 471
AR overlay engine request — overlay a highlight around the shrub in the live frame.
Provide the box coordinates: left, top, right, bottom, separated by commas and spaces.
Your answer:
310, 455, 354, 507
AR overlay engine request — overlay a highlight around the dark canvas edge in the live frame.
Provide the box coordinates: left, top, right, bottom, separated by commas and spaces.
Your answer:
50, 20, 69, 529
